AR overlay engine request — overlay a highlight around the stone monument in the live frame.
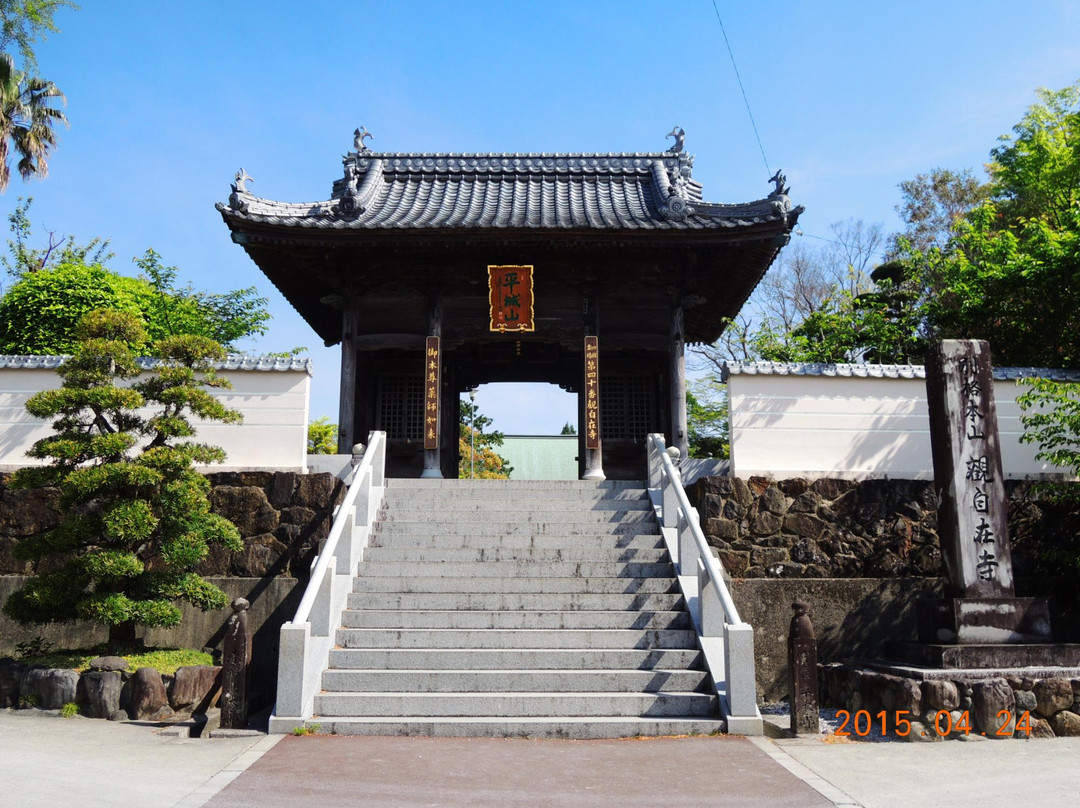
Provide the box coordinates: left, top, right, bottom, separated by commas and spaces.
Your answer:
788, 601, 819, 735
908, 339, 1055, 666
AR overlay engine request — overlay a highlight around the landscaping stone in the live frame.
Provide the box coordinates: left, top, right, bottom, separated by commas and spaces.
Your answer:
1048, 710, 1080, 737
1031, 718, 1057, 739
88, 655, 129, 672
79, 670, 122, 718
1014, 689, 1037, 714
128, 667, 171, 720
25, 667, 79, 710
0, 658, 25, 707
169, 665, 221, 712
1033, 678, 1074, 718
922, 680, 959, 712
108, 709, 128, 722
971, 679, 1015, 739
210, 486, 279, 536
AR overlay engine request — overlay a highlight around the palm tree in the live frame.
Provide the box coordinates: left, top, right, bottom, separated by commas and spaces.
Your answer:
0, 52, 67, 192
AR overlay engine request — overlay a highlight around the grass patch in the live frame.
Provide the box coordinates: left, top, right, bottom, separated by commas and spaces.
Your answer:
60, 702, 79, 718
16, 644, 213, 675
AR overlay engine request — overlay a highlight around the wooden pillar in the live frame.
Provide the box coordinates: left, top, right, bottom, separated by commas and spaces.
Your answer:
582, 293, 605, 481
337, 307, 358, 453
421, 298, 444, 478
670, 303, 688, 458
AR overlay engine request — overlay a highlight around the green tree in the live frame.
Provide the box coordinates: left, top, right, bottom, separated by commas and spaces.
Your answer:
686, 382, 728, 459
0, 0, 76, 72
0, 50, 66, 192
2, 196, 112, 276
3, 309, 243, 647
560, 422, 576, 435
307, 416, 338, 454
458, 400, 512, 479
0, 252, 270, 353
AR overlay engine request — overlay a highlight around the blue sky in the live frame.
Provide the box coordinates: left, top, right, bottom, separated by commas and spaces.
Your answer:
5, 1, 1079, 434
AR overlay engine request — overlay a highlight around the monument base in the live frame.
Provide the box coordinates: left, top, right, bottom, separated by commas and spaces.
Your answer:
884, 640, 1080, 669
917, 596, 1052, 644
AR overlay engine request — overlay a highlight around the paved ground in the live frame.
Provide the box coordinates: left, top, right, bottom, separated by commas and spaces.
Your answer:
4, 709, 1080, 808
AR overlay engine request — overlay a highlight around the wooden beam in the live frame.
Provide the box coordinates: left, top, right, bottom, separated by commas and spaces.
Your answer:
670, 303, 688, 459
338, 307, 358, 453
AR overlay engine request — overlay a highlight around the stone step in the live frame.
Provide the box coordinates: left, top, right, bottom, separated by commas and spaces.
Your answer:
355, 561, 675, 579
374, 521, 659, 537
327, 648, 704, 671
320, 668, 710, 693
351, 576, 680, 594
386, 479, 644, 491
380, 499, 648, 512
366, 534, 665, 551
345, 592, 686, 612
339, 609, 692, 630
334, 628, 698, 650
310, 716, 725, 740
313, 691, 717, 718
379, 507, 655, 520
362, 546, 671, 564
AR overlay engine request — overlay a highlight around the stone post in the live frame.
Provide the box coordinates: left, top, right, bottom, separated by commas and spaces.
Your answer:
220, 597, 252, 730
788, 600, 819, 736
337, 308, 358, 453
923, 339, 1051, 645
670, 303, 689, 458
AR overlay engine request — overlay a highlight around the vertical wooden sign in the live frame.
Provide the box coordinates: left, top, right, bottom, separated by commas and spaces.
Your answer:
488, 265, 535, 332
424, 336, 440, 450
584, 336, 600, 449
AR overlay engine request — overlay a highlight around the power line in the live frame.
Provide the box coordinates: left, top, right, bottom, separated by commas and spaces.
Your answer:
710, 1, 771, 175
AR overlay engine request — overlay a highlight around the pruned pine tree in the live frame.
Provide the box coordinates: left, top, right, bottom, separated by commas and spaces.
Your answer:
3, 309, 243, 648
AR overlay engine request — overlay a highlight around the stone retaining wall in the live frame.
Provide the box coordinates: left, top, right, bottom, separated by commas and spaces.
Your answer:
819, 663, 1080, 739
687, 476, 1080, 583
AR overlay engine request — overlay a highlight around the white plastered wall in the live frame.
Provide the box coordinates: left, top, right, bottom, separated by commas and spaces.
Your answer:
0, 365, 310, 471
727, 373, 1070, 480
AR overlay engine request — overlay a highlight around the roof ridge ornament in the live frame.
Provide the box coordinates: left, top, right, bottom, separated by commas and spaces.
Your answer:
229, 168, 252, 212
354, 126, 373, 153
767, 169, 794, 216
665, 126, 685, 154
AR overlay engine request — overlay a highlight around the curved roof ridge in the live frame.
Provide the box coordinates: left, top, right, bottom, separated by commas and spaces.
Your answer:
0, 354, 314, 374
720, 360, 1080, 383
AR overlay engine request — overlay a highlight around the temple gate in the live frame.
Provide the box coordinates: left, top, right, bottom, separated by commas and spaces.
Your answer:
218, 129, 802, 479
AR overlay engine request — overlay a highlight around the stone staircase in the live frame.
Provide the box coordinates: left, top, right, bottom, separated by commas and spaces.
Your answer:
310, 478, 724, 738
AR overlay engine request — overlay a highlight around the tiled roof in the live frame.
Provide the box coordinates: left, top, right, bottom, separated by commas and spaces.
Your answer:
0, 355, 313, 374
721, 361, 1080, 382
217, 150, 802, 232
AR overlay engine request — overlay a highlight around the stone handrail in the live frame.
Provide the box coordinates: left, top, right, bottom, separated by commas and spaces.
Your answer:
646, 433, 761, 734
268, 431, 386, 733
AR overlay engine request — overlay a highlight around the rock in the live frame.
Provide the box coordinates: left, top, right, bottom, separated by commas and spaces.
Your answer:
722, 500, 746, 520
0, 658, 26, 707
759, 485, 788, 516
809, 479, 855, 500
866, 550, 906, 576
749, 512, 782, 537
169, 665, 222, 712
231, 533, 288, 577
236, 470, 275, 490
898, 500, 923, 520
0, 536, 32, 574
88, 655, 129, 672
108, 709, 129, 722
210, 486, 279, 536
705, 518, 739, 541
777, 478, 810, 498
267, 472, 298, 508
910, 545, 943, 575
784, 514, 826, 540
1005, 676, 1022, 691
128, 668, 172, 720
788, 492, 820, 514
730, 478, 753, 506
1014, 689, 1037, 714
0, 484, 63, 537
895, 678, 923, 716
750, 547, 788, 567
716, 549, 749, 577
746, 477, 771, 498
1030, 718, 1057, 739
1033, 678, 1074, 718
25, 667, 79, 710
922, 680, 959, 712
1049, 710, 1080, 737
972, 678, 1015, 739
79, 671, 122, 718
905, 720, 942, 742
292, 473, 339, 509
790, 539, 827, 565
